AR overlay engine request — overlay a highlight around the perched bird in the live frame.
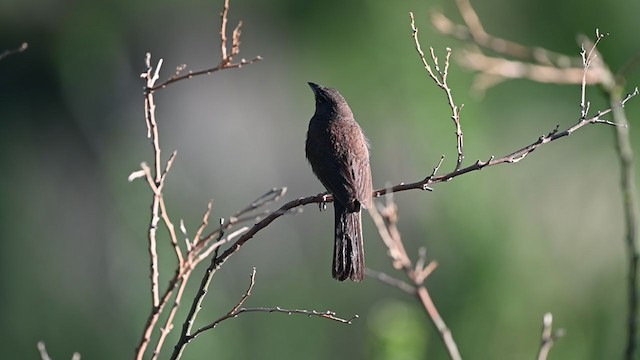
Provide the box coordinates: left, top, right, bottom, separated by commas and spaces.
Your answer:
305, 82, 373, 282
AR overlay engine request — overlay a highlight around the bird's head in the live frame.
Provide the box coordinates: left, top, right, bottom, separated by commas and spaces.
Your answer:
308, 82, 353, 118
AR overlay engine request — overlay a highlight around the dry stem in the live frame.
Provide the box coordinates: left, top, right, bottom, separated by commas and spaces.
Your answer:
410, 13, 464, 171
367, 196, 461, 360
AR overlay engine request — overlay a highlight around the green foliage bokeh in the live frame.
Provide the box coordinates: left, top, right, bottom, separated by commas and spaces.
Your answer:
1, 0, 639, 359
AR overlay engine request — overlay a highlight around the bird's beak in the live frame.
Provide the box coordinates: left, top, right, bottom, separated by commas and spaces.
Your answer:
308, 82, 321, 95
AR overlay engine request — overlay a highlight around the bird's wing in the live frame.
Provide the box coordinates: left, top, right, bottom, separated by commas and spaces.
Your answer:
328, 121, 372, 210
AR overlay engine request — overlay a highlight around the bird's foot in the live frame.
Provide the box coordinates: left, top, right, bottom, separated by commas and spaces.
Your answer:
318, 194, 329, 211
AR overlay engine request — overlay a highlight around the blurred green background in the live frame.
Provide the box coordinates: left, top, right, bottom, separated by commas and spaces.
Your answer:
1, 0, 639, 359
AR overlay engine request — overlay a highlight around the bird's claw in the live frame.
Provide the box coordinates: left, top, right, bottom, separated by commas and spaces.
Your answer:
319, 194, 329, 211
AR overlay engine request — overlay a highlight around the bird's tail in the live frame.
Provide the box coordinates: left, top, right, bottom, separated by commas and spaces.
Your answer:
333, 202, 365, 281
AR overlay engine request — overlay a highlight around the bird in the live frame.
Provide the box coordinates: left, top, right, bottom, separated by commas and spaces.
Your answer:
305, 82, 373, 282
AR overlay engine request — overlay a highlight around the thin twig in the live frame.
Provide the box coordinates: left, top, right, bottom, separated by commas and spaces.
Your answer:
148, 56, 262, 91
580, 30, 607, 120
220, 0, 229, 62
196, 307, 357, 334
411, 13, 465, 171
147, 0, 261, 92
233, 187, 288, 219
140, 154, 184, 266
192, 201, 213, 248
414, 260, 439, 285
142, 54, 163, 311
151, 272, 192, 360
37, 342, 51, 360
171, 268, 355, 359
37, 342, 80, 360
365, 268, 417, 295
536, 313, 564, 360
169, 255, 218, 359
416, 286, 461, 360
0, 42, 28, 61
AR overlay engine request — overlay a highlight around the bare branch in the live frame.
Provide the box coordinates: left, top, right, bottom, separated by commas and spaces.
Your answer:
148, 56, 262, 91
370, 88, 637, 198
368, 198, 461, 360
414, 260, 438, 285
192, 201, 213, 248
180, 220, 191, 252
231, 21, 243, 58
416, 286, 461, 360
171, 268, 355, 359
202, 307, 357, 328
220, 0, 229, 61
234, 187, 288, 219
146, 0, 261, 92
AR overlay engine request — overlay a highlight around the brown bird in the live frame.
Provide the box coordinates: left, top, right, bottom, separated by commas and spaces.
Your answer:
305, 82, 373, 282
